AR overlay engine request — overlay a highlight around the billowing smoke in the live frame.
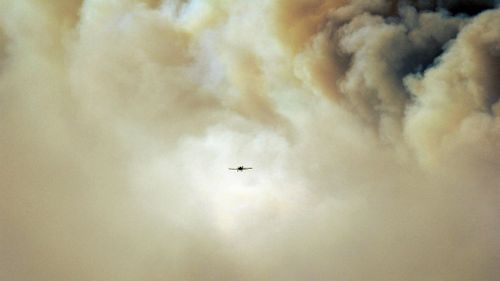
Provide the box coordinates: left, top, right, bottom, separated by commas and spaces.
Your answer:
1, 1, 499, 280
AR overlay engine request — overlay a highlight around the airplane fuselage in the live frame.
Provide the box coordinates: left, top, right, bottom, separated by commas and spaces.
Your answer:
229, 166, 252, 172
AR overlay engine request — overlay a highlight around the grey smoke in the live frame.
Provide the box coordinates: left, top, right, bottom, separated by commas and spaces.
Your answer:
0, 1, 499, 280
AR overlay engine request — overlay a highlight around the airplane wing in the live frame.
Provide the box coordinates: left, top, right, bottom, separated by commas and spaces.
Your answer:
242, 167, 252, 170
229, 168, 238, 170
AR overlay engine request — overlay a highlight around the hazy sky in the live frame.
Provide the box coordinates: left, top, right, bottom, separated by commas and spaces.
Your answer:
0, 1, 499, 280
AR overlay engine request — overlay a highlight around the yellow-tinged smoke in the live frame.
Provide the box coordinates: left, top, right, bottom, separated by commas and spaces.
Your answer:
0, 1, 499, 280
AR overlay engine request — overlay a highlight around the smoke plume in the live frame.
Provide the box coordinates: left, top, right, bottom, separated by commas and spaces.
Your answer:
1, 1, 499, 280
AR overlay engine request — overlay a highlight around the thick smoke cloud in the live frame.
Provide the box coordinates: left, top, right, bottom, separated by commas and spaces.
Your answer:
0, 1, 499, 280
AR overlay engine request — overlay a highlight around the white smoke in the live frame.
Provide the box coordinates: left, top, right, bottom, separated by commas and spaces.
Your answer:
0, 1, 499, 280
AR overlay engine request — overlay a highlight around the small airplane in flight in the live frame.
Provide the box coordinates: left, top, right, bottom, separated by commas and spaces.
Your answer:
229, 166, 252, 172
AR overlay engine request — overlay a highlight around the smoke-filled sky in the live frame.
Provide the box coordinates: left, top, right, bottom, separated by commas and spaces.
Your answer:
1, 0, 499, 280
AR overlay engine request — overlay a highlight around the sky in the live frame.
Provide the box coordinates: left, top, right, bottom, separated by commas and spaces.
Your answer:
0, 0, 499, 280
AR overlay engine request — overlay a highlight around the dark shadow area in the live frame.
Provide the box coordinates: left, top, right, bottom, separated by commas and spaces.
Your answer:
388, 0, 497, 16
483, 48, 500, 114
437, 0, 496, 16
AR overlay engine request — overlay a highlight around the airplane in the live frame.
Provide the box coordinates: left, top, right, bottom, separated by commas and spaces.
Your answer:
229, 166, 252, 172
